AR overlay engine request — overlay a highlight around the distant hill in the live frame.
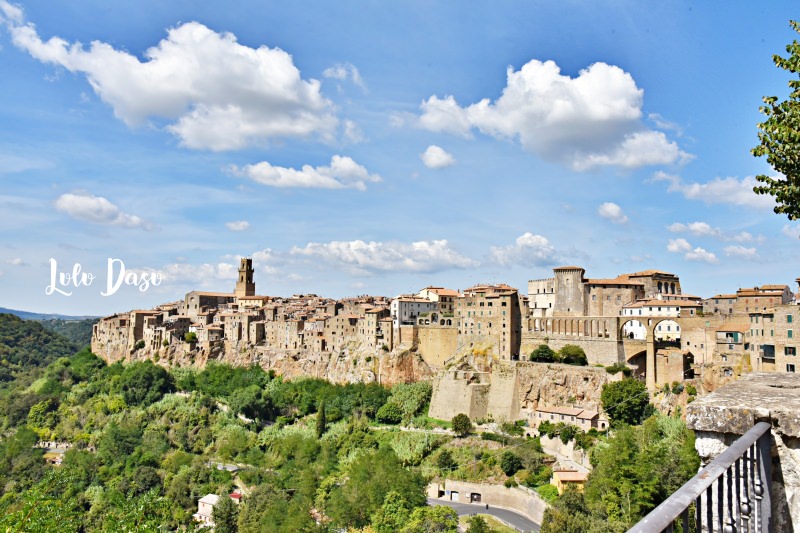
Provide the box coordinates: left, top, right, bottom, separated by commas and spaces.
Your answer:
0, 307, 99, 321
0, 313, 80, 381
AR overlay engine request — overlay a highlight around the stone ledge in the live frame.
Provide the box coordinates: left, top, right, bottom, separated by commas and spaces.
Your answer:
686, 372, 800, 437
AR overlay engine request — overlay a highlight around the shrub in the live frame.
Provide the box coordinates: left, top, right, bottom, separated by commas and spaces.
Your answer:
451, 413, 472, 437
530, 344, 556, 363
184, 332, 198, 343
535, 484, 559, 503
134, 339, 146, 350
376, 403, 403, 424
559, 344, 588, 366
671, 382, 684, 395
605, 363, 632, 377
500, 451, 522, 476
436, 449, 456, 471
685, 384, 697, 396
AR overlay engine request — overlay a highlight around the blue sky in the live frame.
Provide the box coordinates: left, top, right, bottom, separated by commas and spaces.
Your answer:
0, 1, 798, 316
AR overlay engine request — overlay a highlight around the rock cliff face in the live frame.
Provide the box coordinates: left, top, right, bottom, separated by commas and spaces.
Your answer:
515, 362, 619, 412
96, 340, 433, 386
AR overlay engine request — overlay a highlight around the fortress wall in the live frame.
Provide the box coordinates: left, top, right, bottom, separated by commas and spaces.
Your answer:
416, 326, 459, 368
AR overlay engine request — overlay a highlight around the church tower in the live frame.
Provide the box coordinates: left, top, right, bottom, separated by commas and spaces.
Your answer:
235, 257, 256, 297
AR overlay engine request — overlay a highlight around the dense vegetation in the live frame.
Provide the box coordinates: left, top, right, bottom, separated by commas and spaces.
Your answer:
0, 313, 80, 382
39, 318, 97, 347
0, 316, 699, 531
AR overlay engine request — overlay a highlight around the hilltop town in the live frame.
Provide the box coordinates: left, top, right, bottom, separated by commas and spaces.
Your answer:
92, 258, 800, 424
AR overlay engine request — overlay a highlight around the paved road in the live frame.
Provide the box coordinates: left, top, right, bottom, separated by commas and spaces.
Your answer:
427, 497, 541, 532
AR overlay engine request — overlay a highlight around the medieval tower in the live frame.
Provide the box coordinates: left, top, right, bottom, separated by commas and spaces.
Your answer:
235, 257, 256, 297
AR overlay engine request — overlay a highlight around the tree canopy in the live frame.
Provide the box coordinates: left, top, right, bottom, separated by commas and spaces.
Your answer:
600, 378, 651, 426
753, 20, 800, 220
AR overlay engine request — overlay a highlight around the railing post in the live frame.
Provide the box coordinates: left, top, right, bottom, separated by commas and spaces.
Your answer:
756, 429, 772, 532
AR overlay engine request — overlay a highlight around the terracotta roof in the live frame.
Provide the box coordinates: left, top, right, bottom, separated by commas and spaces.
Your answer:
553, 266, 585, 271
625, 269, 675, 277
537, 405, 583, 416
554, 471, 588, 482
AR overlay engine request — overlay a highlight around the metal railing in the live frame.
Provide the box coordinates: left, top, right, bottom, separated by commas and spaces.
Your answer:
629, 421, 772, 533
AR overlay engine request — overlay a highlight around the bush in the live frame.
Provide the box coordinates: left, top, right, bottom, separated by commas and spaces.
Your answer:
436, 449, 456, 472
184, 332, 197, 343
685, 384, 698, 396
376, 403, 403, 424
671, 381, 684, 395
559, 424, 578, 444
134, 340, 146, 350
451, 413, 472, 437
500, 451, 522, 476
530, 344, 556, 363
536, 484, 559, 503
605, 363, 632, 377
559, 345, 588, 366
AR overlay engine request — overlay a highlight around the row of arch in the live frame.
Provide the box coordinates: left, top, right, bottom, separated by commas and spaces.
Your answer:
658, 281, 678, 294
531, 316, 679, 339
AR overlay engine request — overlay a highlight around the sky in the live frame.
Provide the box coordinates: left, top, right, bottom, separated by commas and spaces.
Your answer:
0, 1, 799, 316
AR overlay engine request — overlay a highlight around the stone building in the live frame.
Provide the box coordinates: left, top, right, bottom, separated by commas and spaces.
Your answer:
455, 283, 523, 360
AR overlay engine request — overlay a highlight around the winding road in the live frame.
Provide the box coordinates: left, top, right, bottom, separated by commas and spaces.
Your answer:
427, 497, 541, 532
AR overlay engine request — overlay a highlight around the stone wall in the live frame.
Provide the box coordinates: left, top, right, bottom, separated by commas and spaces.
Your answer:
416, 326, 459, 368
521, 332, 622, 366
427, 479, 547, 524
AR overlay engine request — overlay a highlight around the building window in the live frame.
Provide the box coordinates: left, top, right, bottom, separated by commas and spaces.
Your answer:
786, 347, 796, 356
592, 295, 597, 301
789, 315, 794, 323
787, 364, 796, 373
790, 330, 794, 339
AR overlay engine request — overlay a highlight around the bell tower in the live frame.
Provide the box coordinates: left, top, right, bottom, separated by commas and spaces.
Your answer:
235, 257, 255, 297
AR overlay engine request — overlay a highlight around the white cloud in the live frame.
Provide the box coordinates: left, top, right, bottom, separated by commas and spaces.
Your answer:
231, 155, 381, 190
225, 220, 250, 231
724, 245, 759, 260
54, 192, 150, 229
4, 257, 23, 266
2, 6, 337, 150
783, 225, 800, 239
667, 237, 718, 264
667, 221, 721, 238
290, 239, 477, 273
323, 62, 366, 91
653, 172, 775, 210
667, 238, 692, 253
490, 232, 558, 267
343, 120, 363, 143
416, 59, 689, 170
597, 202, 628, 224
685, 247, 718, 264
420, 145, 456, 169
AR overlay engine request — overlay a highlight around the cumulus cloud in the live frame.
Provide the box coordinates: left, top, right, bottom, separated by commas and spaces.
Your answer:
54, 192, 150, 229
490, 232, 558, 267
667, 238, 718, 264
1, 4, 337, 150
225, 220, 250, 231
420, 145, 456, 169
724, 245, 759, 260
685, 247, 718, 264
323, 62, 366, 91
667, 221, 721, 238
230, 155, 382, 190
667, 238, 692, 253
416, 59, 689, 170
597, 202, 628, 224
653, 172, 775, 210
783, 225, 800, 239
290, 239, 477, 273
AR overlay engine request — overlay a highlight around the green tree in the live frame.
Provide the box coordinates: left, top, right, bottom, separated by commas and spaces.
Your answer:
753, 21, 800, 220
118, 360, 174, 406
376, 402, 403, 424
530, 344, 556, 362
436, 449, 456, 472
184, 331, 198, 343
559, 344, 588, 366
316, 401, 327, 438
500, 451, 523, 476
451, 413, 472, 437
400, 505, 458, 533
213, 495, 239, 533
466, 515, 491, 533
601, 378, 650, 426
371, 490, 412, 533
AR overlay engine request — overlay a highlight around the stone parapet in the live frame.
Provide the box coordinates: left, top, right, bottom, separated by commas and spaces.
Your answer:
686, 373, 800, 532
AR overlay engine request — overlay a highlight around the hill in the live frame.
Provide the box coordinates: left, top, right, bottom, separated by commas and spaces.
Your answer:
0, 313, 79, 382
0, 307, 98, 321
